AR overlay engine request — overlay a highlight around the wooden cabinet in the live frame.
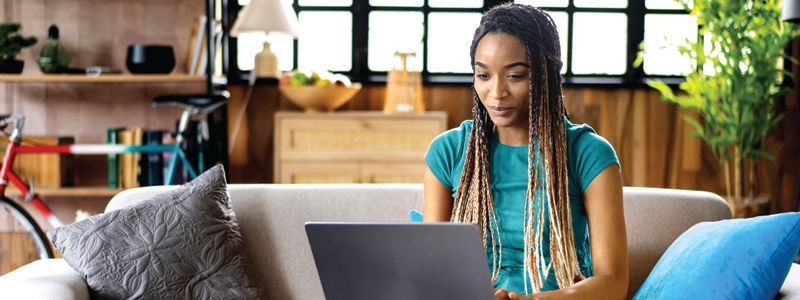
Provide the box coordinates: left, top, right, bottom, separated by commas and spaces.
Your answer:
274, 111, 447, 183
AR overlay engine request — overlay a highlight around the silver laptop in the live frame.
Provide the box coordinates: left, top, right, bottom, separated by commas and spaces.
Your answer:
305, 222, 494, 300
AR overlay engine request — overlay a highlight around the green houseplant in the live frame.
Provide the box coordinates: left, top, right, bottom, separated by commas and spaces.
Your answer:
0, 23, 37, 74
641, 0, 800, 211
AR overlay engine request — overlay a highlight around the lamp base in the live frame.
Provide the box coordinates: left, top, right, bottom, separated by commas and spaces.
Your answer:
255, 41, 279, 79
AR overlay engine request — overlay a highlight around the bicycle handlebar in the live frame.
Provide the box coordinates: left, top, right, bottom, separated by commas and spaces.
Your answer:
0, 114, 25, 140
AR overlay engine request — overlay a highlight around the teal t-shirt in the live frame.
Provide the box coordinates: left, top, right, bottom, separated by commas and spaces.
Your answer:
424, 116, 619, 294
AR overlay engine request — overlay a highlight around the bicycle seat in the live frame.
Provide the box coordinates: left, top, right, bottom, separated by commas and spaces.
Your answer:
152, 93, 228, 114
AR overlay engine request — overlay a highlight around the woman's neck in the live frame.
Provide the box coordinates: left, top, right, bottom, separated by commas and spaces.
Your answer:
494, 125, 529, 146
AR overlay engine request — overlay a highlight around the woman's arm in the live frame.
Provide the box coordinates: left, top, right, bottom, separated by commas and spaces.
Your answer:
423, 165, 454, 222
508, 164, 629, 300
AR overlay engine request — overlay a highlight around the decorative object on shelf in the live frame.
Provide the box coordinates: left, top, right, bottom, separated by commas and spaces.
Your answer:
0, 23, 36, 74
384, 51, 425, 114
278, 70, 361, 112
85, 66, 122, 76
637, 0, 800, 215
37, 25, 70, 74
125, 44, 176, 74
230, 0, 299, 79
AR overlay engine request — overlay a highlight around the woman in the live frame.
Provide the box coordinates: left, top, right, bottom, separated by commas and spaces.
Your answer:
423, 3, 628, 300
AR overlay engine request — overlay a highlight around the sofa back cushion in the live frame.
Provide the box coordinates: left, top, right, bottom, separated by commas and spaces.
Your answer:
109, 183, 424, 300
621, 187, 731, 296
108, 185, 730, 298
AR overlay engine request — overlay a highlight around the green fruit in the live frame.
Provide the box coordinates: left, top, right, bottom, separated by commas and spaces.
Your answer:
289, 72, 308, 86
310, 71, 320, 84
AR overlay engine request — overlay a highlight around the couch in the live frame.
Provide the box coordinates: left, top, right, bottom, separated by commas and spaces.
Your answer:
1, 184, 798, 299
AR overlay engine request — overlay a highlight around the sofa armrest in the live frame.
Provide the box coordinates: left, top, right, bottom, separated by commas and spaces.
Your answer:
0, 259, 89, 300
779, 263, 800, 299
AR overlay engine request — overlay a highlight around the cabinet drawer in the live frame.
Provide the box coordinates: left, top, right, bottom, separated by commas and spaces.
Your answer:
280, 162, 360, 184
361, 163, 425, 183
276, 114, 445, 162
279, 162, 426, 184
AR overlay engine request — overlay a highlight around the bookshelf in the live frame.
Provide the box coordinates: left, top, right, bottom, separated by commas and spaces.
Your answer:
0, 74, 206, 83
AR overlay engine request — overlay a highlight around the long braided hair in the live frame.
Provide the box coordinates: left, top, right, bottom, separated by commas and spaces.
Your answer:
451, 3, 582, 293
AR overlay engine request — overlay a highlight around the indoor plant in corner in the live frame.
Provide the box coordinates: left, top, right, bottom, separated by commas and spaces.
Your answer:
0, 23, 37, 74
642, 0, 800, 217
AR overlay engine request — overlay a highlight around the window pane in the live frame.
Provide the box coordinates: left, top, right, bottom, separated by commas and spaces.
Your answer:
549, 11, 568, 74
645, 0, 684, 10
298, 11, 352, 71
643, 14, 697, 76
299, 0, 351, 6
429, 0, 482, 8
515, 0, 568, 7
237, 32, 294, 71
427, 12, 481, 73
572, 12, 627, 75
574, 0, 627, 8
370, 0, 423, 7
368, 11, 424, 72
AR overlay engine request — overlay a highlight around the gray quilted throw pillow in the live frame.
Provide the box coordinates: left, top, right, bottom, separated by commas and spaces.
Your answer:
48, 165, 259, 299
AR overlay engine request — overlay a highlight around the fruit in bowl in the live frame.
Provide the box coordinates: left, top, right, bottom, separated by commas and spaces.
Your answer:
279, 70, 361, 112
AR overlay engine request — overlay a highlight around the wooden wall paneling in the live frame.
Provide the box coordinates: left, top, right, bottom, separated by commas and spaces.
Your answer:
14, 83, 47, 134
645, 90, 670, 187
45, 84, 80, 137
778, 38, 800, 212
227, 84, 282, 183
0, 83, 8, 112
426, 86, 473, 128
225, 81, 797, 215
18, 0, 45, 35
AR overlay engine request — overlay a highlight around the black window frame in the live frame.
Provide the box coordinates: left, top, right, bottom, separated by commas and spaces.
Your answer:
224, 0, 689, 87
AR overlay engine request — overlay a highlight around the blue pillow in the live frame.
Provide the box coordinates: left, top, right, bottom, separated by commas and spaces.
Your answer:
410, 209, 423, 222
633, 212, 800, 300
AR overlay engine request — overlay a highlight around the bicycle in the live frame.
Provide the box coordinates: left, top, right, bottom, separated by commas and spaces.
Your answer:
0, 93, 226, 273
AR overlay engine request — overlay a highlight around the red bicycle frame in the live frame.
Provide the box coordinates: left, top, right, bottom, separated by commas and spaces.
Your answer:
0, 139, 63, 227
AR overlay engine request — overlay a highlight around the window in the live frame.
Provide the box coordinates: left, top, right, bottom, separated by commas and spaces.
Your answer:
227, 0, 696, 84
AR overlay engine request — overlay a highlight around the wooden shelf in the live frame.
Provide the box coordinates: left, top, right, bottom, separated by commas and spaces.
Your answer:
0, 74, 205, 83
5, 186, 121, 197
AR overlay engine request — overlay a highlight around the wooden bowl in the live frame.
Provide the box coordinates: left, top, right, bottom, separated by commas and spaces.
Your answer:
278, 83, 362, 112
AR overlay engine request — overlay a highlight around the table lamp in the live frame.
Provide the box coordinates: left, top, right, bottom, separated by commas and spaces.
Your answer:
784, 0, 800, 22
230, 0, 299, 78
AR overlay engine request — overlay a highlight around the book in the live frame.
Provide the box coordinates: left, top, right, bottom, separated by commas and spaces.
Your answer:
106, 128, 124, 188
190, 15, 208, 75
195, 19, 223, 76
118, 130, 133, 189
131, 127, 143, 188
139, 130, 165, 186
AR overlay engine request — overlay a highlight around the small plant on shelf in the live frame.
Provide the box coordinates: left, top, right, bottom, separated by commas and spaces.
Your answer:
0, 23, 37, 74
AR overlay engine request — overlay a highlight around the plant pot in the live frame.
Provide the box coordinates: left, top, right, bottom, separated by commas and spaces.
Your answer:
0, 60, 24, 74
727, 195, 770, 218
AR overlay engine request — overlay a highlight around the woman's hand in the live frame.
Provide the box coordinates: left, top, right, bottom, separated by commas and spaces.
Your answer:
495, 288, 510, 299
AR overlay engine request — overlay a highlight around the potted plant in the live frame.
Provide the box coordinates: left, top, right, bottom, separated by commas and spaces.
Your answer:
0, 23, 37, 74
641, 0, 800, 216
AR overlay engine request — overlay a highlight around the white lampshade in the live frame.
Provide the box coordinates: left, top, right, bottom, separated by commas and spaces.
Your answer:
784, 0, 800, 23
230, 0, 299, 37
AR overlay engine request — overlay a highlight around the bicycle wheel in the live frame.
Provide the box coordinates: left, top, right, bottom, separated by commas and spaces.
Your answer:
0, 196, 54, 274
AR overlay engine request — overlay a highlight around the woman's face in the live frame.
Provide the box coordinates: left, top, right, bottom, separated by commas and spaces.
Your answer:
473, 32, 531, 130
